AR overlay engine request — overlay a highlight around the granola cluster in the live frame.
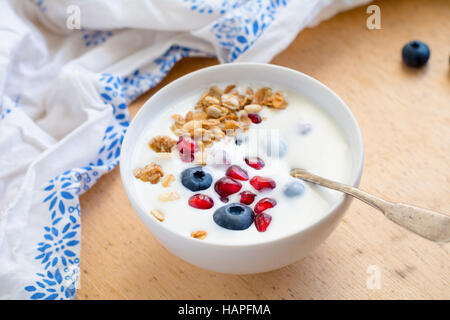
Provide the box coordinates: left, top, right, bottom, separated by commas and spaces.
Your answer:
157, 191, 180, 202
191, 230, 208, 240
133, 163, 164, 184
150, 209, 165, 222
148, 135, 177, 153
133, 163, 180, 201
161, 173, 175, 188
170, 85, 287, 149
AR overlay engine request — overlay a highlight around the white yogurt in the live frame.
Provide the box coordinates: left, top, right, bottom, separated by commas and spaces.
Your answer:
133, 83, 352, 245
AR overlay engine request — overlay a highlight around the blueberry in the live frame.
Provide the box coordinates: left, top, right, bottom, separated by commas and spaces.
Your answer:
234, 134, 248, 146
181, 166, 212, 191
283, 180, 305, 197
298, 122, 312, 135
402, 41, 430, 67
213, 203, 254, 230
266, 137, 287, 158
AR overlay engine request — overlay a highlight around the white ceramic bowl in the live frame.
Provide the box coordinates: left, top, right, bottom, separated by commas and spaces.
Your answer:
120, 63, 364, 274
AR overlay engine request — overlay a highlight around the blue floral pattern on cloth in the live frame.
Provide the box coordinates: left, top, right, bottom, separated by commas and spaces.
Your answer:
211, 0, 288, 62
30, 0, 47, 12
82, 30, 113, 47
25, 45, 205, 299
23, 0, 287, 299
184, 0, 246, 15
0, 95, 20, 119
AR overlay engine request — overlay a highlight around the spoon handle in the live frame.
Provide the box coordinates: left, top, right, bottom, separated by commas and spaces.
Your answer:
291, 168, 450, 243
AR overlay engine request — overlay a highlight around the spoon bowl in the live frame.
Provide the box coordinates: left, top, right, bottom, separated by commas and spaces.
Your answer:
291, 168, 450, 243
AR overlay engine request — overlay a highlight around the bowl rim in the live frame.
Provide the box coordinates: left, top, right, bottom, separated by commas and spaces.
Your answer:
120, 62, 365, 248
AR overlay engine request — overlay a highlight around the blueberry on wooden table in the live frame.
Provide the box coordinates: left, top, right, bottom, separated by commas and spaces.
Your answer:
402, 40, 430, 67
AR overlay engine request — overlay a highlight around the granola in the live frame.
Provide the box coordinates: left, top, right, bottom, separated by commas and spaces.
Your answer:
157, 191, 180, 202
150, 209, 165, 222
190, 230, 207, 240
161, 173, 175, 188
169, 85, 287, 142
244, 104, 262, 113
149, 135, 177, 153
133, 163, 164, 184
143, 85, 288, 171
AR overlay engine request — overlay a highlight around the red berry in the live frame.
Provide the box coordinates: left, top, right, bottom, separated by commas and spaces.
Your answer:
254, 197, 277, 214
250, 176, 276, 191
239, 191, 256, 205
254, 213, 272, 232
188, 194, 214, 209
180, 152, 195, 162
226, 165, 249, 181
214, 177, 242, 198
177, 136, 197, 162
247, 113, 262, 124
219, 196, 229, 203
176, 136, 197, 153
244, 156, 265, 170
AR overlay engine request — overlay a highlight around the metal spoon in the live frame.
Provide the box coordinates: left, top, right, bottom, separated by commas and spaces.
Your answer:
290, 168, 450, 243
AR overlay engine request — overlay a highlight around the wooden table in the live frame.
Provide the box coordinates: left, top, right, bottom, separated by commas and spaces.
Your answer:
77, 0, 450, 299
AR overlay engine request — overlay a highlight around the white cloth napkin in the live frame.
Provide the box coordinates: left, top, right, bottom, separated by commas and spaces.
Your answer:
0, 0, 370, 299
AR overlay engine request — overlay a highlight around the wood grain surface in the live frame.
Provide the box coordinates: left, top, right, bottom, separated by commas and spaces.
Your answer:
77, 0, 450, 299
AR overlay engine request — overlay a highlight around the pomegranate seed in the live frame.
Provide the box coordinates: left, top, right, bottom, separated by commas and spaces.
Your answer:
254, 213, 272, 232
177, 136, 197, 162
254, 197, 277, 214
226, 165, 249, 181
180, 152, 195, 162
188, 194, 214, 209
250, 176, 276, 191
176, 136, 198, 153
214, 177, 242, 198
239, 191, 256, 205
247, 113, 262, 124
244, 156, 265, 170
